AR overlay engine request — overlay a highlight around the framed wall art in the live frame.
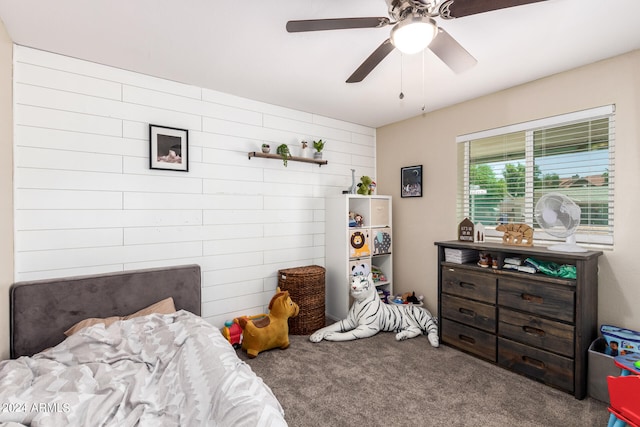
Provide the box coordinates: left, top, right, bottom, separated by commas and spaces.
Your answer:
401, 165, 422, 198
149, 124, 189, 172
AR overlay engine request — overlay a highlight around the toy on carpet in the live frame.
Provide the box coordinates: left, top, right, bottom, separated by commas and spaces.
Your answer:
402, 292, 423, 304
222, 314, 266, 348
222, 320, 243, 348
389, 292, 424, 305
357, 176, 376, 195
309, 273, 439, 347
236, 287, 299, 358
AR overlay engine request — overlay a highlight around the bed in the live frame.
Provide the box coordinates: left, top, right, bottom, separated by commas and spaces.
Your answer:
2, 265, 286, 426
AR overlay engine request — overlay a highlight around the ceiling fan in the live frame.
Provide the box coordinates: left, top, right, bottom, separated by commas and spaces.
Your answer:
286, 0, 546, 83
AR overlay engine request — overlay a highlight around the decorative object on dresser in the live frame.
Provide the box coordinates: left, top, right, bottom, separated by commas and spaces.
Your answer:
458, 218, 474, 242
435, 240, 602, 399
325, 194, 393, 320
496, 223, 534, 246
401, 165, 422, 198
475, 222, 485, 242
149, 124, 189, 172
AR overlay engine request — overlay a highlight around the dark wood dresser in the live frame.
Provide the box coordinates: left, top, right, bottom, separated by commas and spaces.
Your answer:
435, 240, 602, 399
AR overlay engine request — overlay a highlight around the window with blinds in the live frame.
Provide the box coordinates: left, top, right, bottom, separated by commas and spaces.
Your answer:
456, 105, 615, 246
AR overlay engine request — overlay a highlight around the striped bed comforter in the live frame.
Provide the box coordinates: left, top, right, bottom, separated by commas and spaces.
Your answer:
0, 311, 286, 426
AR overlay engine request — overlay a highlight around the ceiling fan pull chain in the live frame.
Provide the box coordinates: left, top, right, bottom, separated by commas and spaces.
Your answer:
421, 50, 426, 111
399, 53, 405, 99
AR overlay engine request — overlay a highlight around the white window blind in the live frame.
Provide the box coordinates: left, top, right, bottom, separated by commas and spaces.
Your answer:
457, 105, 615, 246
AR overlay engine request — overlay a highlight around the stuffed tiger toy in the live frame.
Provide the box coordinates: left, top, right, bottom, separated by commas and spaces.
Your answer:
309, 272, 439, 347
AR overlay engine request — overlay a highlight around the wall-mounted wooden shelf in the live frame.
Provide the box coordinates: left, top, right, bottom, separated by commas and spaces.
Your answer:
247, 151, 328, 167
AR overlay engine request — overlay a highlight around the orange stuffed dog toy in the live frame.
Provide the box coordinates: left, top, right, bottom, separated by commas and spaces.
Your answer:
236, 287, 299, 358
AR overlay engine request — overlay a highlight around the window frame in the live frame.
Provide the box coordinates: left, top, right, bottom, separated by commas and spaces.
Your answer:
456, 105, 615, 247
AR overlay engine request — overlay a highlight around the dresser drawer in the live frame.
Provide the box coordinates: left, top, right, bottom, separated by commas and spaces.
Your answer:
442, 267, 496, 304
499, 309, 575, 357
442, 319, 496, 362
498, 338, 574, 393
498, 278, 575, 323
442, 294, 496, 333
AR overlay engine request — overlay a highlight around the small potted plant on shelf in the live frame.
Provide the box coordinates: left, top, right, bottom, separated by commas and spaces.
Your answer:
261, 143, 270, 154
313, 139, 325, 160
276, 143, 292, 167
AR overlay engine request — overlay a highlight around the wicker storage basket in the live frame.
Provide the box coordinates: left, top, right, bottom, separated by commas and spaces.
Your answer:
278, 265, 325, 335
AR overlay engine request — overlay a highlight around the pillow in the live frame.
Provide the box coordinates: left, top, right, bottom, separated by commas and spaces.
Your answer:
122, 297, 176, 320
64, 297, 176, 336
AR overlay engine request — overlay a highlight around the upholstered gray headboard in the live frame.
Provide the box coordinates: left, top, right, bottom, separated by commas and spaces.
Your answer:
10, 265, 201, 359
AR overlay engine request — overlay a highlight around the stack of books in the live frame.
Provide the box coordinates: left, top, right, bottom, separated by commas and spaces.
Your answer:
502, 257, 536, 274
444, 248, 478, 264
503, 257, 522, 267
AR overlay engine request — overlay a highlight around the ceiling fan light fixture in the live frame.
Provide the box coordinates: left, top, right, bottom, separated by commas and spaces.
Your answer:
390, 16, 437, 55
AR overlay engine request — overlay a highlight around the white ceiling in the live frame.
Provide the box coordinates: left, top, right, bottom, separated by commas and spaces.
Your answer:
1, 0, 639, 128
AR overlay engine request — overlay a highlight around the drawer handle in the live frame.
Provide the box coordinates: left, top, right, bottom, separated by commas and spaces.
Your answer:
522, 356, 546, 369
521, 293, 543, 304
459, 334, 476, 345
459, 308, 476, 318
522, 326, 546, 336
458, 281, 476, 290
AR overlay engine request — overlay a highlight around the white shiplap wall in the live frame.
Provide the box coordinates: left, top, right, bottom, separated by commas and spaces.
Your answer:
13, 46, 376, 327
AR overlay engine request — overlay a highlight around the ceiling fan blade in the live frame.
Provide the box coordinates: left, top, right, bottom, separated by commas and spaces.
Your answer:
346, 39, 395, 83
428, 27, 477, 73
286, 17, 390, 33
439, 0, 546, 19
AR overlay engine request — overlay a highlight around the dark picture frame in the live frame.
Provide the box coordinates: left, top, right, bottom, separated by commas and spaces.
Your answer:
149, 124, 189, 172
401, 165, 422, 198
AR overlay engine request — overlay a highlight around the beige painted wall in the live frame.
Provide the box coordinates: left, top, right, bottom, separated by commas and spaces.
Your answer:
377, 49, 640, 332
0, 19, 14, 359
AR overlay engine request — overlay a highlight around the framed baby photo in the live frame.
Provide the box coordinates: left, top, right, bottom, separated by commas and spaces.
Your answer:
149, 124, 189, 172
401, 165, 422, 198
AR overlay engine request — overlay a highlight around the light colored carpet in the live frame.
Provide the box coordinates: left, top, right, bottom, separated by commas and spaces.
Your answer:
239, 331, 609, 427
